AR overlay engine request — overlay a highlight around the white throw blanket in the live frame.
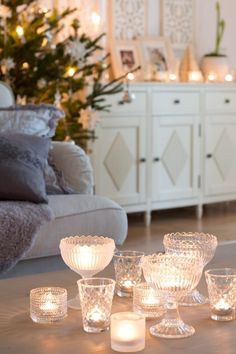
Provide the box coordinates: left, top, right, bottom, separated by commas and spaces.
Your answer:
0, 201, 54, 274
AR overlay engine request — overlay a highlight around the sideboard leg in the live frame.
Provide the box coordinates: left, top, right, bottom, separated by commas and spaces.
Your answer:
144, 211, 151, 226
196, 204, 203, 219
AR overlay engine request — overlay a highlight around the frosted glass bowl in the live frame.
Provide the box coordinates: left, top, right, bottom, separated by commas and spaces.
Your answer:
60, 235, 115, 309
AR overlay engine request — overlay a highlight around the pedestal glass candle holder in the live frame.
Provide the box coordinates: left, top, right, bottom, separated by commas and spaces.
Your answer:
163, 232, 218, 306
60, 235, 115, 309
133, 282, 165, 319
113, 251, 144, 297
142, 254, 203, 339
78, 277, 115, 333
205, 268, 236, 321
30, 287, 67, 324
111, 312, 145, 352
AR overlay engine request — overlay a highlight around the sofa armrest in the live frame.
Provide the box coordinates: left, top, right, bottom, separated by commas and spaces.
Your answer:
51, 141, 94, 194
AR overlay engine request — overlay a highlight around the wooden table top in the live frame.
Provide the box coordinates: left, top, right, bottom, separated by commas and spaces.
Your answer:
0, 243, 236, 354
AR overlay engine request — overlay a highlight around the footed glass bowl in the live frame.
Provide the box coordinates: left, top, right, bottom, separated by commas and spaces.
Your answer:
60, 235, 115, 309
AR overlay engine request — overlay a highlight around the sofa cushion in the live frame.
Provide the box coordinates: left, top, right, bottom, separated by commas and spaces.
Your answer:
47, 194, 121, 218
0, 132, 50, 203
24, 194, 128, 258
51, 142, 93, 194
0, 104, 64, 137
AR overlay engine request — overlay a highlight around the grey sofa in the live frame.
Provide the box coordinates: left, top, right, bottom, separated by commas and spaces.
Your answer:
24, 141, 128, 259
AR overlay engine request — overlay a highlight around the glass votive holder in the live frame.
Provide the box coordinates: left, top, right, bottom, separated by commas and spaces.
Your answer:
133, 282, 165, 319
30, 287, 67, 324
78, 277, 115, 333
111, 312, 145, 352
113, 251, 144, 297
205, 268, 236, 321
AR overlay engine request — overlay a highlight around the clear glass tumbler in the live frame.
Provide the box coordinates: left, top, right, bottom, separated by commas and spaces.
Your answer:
205, 268, 236, 321
78, 277, 115, 333
113, 251, 144, 297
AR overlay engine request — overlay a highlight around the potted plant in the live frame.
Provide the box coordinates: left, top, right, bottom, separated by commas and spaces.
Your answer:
201, 1, 228, 81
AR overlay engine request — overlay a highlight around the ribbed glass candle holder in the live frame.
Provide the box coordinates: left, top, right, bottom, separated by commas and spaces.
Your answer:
30, 287, 67, 324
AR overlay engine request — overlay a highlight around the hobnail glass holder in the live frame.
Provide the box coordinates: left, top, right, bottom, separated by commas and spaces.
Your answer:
163, 232, 218, 306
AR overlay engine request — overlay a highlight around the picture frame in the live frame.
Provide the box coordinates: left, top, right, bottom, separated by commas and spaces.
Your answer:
111, 40, 143, 80
139, 37, 174, 81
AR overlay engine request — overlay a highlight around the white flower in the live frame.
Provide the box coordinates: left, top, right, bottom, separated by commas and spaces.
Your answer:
1, 58, 15, 74
65, 39, 87, 63
79, 107, 100, 130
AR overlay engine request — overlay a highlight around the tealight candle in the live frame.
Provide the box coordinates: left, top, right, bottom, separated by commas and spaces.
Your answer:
207, 72, 217, 82
188, 70, 203, 82
111, 312, 145, 352
30, 287, 67, 323
225, 74, 234, 82
133, 283, 164, 318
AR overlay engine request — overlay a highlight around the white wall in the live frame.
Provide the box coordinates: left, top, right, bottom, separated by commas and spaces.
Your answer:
43, 0, 236, 69
146, 0, 236, 69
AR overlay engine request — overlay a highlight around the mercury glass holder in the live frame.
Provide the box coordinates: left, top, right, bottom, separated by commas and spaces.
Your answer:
205, 268, 236, 321
142, 253, 203, 339
133, 282, 165, 319
163, 232, 218, 306
30, 287, 67, 324
78, 277, 115, 333
113, 251, 145, 297
59, 235, 115, 310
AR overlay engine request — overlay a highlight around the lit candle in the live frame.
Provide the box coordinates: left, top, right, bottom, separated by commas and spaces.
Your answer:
87, 306, 106, 328
91, 11, 101, 34
213, 298, 232, 316
133, 283, 164, 318
111, 312, 145, 352
207, 72, 217, 82
225, 74, 233, 82
120, 279, 134, 293
40, 293, 58, 312
188, 70, 203, 82
169, 73, 177, 82
30, 287, 67, 324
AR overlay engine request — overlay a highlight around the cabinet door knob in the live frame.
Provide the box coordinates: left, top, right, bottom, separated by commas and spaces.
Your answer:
225, 98, 230, 104
153, 157, 160, 162
206, 153, 213, 158
173, 99, 180, 104
139, 158, 146, 163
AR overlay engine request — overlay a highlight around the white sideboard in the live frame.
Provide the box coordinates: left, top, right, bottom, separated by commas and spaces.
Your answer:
92, 83, 236, 224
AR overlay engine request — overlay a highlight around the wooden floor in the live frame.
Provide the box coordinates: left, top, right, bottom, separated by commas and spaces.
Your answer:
121, 202, 236, 254
2, 202, 236, 279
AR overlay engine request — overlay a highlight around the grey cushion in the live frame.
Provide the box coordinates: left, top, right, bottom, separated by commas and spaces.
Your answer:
0, 104, 64, 137
0, 132, 50, 203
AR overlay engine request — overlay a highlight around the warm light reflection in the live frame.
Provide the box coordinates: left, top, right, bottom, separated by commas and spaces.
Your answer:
16, 25, 24, 37
91, 12, 101, 26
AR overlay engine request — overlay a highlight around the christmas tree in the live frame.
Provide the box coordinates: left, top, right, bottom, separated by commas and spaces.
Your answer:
0, 0, 127, 147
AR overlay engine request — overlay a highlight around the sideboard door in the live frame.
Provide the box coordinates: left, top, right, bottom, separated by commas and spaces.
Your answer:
152, 115, 199, 203
92, 116, 146, 206
204, 115, 236, 196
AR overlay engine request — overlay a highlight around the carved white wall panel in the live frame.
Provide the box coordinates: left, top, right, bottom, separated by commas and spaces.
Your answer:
111, 0, 146, 40
162, 0, 194, 49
